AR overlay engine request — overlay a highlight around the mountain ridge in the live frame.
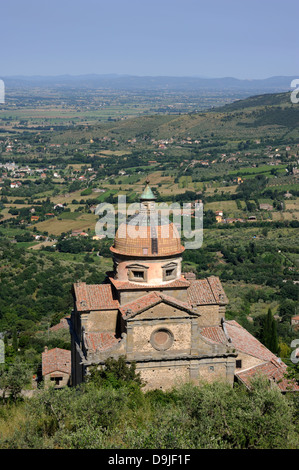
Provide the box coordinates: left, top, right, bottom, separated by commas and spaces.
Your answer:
2, 74, 298, 92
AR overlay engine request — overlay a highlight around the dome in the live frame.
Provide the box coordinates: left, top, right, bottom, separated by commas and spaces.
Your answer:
110, 211, 185, 258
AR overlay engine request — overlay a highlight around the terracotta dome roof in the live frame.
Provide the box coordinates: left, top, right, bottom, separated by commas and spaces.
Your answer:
110, 212, 184, 257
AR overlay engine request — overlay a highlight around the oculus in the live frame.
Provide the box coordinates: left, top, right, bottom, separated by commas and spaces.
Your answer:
150, 328, 174, 351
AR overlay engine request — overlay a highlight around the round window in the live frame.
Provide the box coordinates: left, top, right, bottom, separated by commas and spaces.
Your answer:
150, 328, 174, 351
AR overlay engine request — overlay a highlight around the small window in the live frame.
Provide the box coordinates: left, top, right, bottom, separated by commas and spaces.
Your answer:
162, 263, 177, 281
142, 247, 148, 255
51, 377, 63, 386
127, 264, 148, 282
165, 268, 175, 277
132, 271, 144, 279
236, 360, 242, 369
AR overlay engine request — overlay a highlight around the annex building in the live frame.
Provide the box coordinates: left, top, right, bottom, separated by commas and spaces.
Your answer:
71, 183, 298, 392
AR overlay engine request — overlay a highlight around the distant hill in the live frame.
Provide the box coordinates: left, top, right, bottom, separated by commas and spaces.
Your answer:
2, 74, 298, 92
217, 92, 293, 111
53, 90, 299, 144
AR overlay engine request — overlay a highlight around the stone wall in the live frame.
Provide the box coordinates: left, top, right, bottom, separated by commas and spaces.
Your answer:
139, 361, 190, 391
235, 351, 265, 372
83, 309, 119, 333
136, 356, 235, 391
130, 319, 192, 357
197, 305, 222, 327
44, 371, 70, 388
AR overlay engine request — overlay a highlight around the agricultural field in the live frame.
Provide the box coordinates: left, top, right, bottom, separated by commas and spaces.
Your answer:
33, 212, 98, 236
0, 86, 298, 381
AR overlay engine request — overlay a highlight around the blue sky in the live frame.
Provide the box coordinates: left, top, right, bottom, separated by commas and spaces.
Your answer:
1, 0, 298, 78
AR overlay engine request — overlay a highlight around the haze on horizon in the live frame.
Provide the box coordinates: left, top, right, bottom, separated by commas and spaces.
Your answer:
0, 0, 298, 80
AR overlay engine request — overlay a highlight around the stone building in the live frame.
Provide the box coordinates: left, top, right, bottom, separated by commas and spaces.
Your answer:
42, 347, 71, 388
71, 183, 296, 391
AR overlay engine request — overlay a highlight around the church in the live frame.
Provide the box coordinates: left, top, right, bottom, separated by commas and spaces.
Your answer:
71, 182, 296, 392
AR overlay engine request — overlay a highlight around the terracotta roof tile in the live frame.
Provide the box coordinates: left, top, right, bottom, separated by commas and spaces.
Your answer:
200, 325, 229, 344
207, 276, 229, 304
187, 279, 216, 305
236, 360, 299, 392
110, 221, 185, 257
42, 348, 71, 376
224, 320, 277, 363
74, 283, 119, 311
159, 293, 193, 311
84, 332, 121, 352
200, 321, 297, 391
119, 292, 195, 318
119, 292, 160, 317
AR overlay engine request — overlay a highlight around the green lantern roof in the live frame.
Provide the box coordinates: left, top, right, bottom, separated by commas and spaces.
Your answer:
140, 183, 156, 201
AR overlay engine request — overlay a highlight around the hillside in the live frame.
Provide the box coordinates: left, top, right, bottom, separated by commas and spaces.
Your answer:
51, 91, 299, 144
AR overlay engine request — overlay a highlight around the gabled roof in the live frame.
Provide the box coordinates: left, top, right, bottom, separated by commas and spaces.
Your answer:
119, 291, 197, 318
73, 276, 228, 314
200, 325, 229, 345
224, 320, 277, 363
187, 276, 228, 306
236, 360, 299, 392
119, 291, 161, 317
200, 320, 299, 392
42, 348, 71, 376
200, 320, 278, 363
73, 283, 119, 312
84, 332, 121, 353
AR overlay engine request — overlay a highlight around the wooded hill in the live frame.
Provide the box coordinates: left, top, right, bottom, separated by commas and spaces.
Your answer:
51, 91, 299, 144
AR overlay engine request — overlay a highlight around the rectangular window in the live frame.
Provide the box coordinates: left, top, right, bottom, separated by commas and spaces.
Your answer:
132, 271, 144, 279
236, 360, 242, 369
128, 264, 148, 282
162, 263, 177, 281
166, 269, 175, 277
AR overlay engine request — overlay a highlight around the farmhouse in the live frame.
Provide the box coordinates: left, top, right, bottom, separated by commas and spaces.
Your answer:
42, 347, 71, 388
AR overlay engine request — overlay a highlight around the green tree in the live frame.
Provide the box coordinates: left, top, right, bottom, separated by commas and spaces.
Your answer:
12, 327, 18, 353
87, 356, 144, 389
261, 309, 278, 354
0, 360, 31, 402
279, 299, 296, 322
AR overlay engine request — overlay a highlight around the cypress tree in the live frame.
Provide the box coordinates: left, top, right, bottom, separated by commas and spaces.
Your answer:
270, 316, 279, 354
261, 308, 272, 349
261, 308, 278, 354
